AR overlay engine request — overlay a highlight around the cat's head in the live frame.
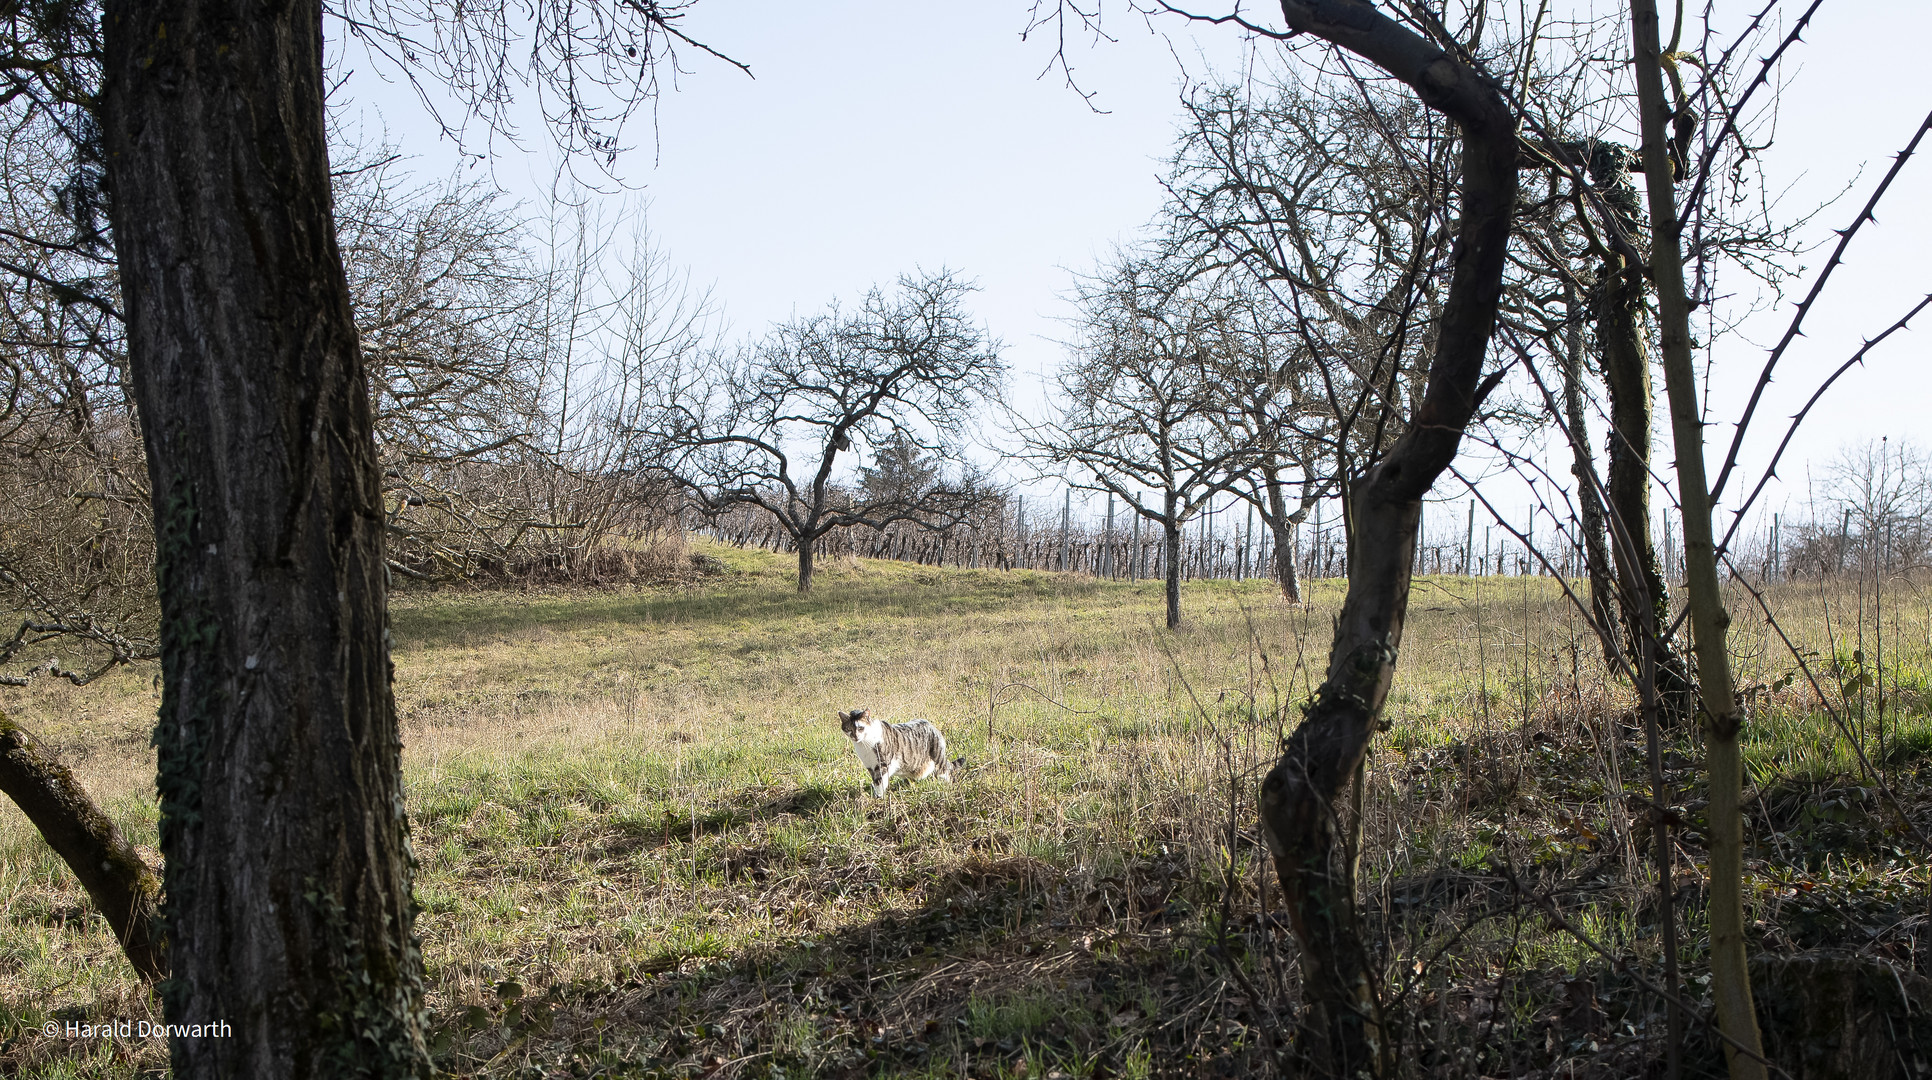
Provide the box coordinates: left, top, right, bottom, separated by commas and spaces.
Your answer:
838, 709, 873, 741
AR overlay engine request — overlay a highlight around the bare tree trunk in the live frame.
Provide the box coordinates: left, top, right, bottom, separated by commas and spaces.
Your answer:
1272, 520, 1301, 602
1257, 2, 1517, 1075
1163, 516, 1183, 628
1627, 1, 1765, 1075
1590, 144, 1696, 720
1559, 281, 1618, 663
0, 711, 166, 982
798, 535, 816, 592
101, 1, 431, 1075
1266, 478, 1302, 603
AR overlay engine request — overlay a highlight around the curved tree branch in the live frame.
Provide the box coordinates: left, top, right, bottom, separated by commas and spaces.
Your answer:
1254, 2, 1517, 1075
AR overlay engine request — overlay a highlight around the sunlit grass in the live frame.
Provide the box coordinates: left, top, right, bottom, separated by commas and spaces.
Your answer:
3, 543, 1928, 1076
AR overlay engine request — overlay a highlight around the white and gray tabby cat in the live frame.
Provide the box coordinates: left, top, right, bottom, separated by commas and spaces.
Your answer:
838, 708, 960, 799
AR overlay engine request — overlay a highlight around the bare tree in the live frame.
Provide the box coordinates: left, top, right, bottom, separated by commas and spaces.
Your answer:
1163, 69, 1460, 610
334, 144, 556, 578
1485, 5, 1833, 1073
99, 0, 734, 1072
1821, 438, 1931, 574
346, 166, 700, 582
1182, 276, 1335, 602
631, 270, 1003, 592
1508, 7, 1830, 1070
0, 2, 172, 987
1506, 130, 1702, 716
1784, 439, 1932, 577
1623, 0, 1772, 1068
97, 0, 441, 1068
1126, 3, 1520, 1073
0, 0, 148, 689
534, 205, 717, 577
2, 131, 665, 676
1211, 310, 1334, 603
1024, 253, 1253, 627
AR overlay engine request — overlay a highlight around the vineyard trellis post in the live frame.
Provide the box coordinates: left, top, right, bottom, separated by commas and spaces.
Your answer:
1106, 493, 1116, 578
1311, 497, 1322, 582
1465, 499, 1475, 576
1245, 502, 1254, 580
1060, 488, 1072, 571
1016, 496, 1027, 569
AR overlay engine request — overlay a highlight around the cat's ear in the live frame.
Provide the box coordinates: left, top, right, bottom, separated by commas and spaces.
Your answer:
851, 709, 869, 722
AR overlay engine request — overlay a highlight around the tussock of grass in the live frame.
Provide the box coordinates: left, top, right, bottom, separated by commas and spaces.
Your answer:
4, 542, 1930, 1077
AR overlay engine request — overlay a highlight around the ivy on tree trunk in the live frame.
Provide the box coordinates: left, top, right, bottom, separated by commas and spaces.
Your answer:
1588, 143, 1696, 721
101, 1, 430, 1074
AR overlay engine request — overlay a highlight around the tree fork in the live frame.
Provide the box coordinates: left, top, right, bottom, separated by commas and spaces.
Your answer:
0, 711, 166, 982
1267, 478, 1302, 603
1626, 0, 1767, 1075
1258, 1, 1517, 1074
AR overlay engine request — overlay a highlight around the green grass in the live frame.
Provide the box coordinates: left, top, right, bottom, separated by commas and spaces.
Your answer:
4, 541, 1930, 1077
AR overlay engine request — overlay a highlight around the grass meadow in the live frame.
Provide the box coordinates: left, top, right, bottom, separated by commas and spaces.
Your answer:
3, 539, 1929, 1078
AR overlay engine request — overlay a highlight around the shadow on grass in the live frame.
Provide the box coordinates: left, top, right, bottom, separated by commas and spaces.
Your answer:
604, 783, 846, 857
431, 799, 1932, 1080
428, 851, 1284, 1079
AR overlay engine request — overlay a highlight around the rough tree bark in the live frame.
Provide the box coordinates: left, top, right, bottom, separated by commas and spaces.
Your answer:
101, 1, 430, 1075
1587, 142, 1695, 720
1163, 508, 1183, 629
0, 711, 166, 982
1255, 2, 1517, 1075
1260, 468, 1323, 604
1265, 476, 1303, 603
1626, 0, 1767, 1074
1558, 280, 1619, 659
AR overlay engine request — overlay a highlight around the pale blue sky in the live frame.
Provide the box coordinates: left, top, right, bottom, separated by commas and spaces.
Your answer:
332, 1, 1932, 537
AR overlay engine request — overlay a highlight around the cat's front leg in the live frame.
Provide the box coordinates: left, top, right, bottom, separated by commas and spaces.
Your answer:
874, 760, 900, 799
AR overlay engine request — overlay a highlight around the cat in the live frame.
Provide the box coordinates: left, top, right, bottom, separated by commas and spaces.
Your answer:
838, 708, 960, 799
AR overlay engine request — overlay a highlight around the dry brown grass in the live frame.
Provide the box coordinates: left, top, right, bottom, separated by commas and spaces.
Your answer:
3, 542, 1928, 1078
